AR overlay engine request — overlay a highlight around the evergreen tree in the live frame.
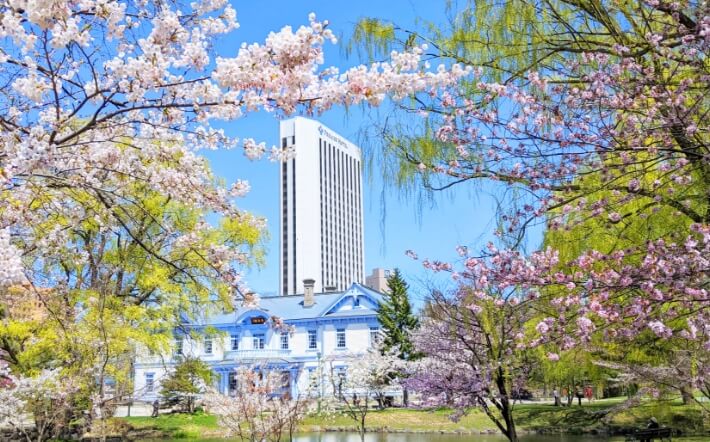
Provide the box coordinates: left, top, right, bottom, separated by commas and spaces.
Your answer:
160, 357, 214, 414
377, 269, 419, 406
378, 269, 419, 359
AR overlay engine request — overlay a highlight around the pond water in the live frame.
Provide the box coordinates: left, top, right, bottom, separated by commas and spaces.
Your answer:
146, 432, 708, 442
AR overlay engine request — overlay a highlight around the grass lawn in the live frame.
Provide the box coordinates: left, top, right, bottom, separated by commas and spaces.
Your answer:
515, 398, 707, 435
118, 412, 220, 439
300, 407, 495, 433
117, 398, 708, 438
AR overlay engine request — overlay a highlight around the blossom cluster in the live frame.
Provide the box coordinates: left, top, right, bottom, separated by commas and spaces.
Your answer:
0, 1, 469, 301
203, 366, 310, 441
0, 229, 25, 287
0, 367, 78, 438
401, 2, 709, 356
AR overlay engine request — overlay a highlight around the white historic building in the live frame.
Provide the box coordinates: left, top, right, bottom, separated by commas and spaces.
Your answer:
279, 117, 365, 295
133, 282, 383, 401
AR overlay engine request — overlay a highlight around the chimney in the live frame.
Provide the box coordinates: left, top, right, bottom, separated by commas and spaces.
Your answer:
303, 279, 315, 308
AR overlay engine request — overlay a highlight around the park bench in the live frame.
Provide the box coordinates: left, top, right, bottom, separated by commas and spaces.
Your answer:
625, 427, 672, 441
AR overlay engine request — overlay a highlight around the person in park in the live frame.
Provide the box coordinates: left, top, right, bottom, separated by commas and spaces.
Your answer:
639, 418, 660, 442
561, 387, 568, 405
553, 388, 560, 407
151, 399, 160, 418
575, 386, 584, 406
584, 385, 594, 403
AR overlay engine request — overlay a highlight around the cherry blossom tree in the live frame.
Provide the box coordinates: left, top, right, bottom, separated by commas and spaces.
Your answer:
203, 366, 310, 442
368, 0, 708, 366
406, 288, 531, 442
324, 345, 404, 441
0, 0, 467, 293
0, 0, 467, 428
348, 2, 709, 438
0, 368, 78, 442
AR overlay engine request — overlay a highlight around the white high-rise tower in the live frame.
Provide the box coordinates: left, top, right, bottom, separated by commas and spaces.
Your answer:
279, 117, 365, 296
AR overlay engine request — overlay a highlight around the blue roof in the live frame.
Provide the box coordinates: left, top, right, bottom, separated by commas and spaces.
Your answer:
197, 283, 384, 326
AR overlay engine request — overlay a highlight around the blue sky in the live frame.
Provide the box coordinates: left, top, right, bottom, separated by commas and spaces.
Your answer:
202, 1, 502, 304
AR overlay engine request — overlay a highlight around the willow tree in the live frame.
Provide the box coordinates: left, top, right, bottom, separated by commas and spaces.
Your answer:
349, 0, 710, 427
350, 0, 708, 216
541, 172, 709, 406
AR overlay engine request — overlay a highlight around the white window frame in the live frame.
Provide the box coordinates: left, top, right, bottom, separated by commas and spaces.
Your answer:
253, 334, 265, 350
230, 334, 239, 351
336, 328, 346, 349
280, 332, 289, 350
204, 338, 213, 355
308, 330, 317, 350
145, 372, 155, 392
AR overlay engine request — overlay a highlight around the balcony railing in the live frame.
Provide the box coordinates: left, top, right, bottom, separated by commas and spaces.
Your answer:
224, 349, 291, 360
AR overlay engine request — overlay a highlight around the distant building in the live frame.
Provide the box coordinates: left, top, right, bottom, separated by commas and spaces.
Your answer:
1, 286, 51, 322
366, 268, 391, 293
279, 117, 365, 296
133, 282, 384, 400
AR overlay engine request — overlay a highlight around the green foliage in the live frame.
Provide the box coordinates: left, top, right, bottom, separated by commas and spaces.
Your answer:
351, 0, 686, 82
348, 18, 395, 59
530, 346, 608, 398
349, 0, 709, 218
160, 357, 214, 413
526, 160, 707, 405
543, 159, 703, 263
0, 148, 264, 426
120, 411, 219, 439
377, 269, 419, 360
352, 0, 709, 406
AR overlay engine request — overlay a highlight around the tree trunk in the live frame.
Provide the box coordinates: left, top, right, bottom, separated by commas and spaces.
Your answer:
359, 413, 366, 442
495, 368, 518, 442
501, 399, 518, 442
681, 386, 693, 405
